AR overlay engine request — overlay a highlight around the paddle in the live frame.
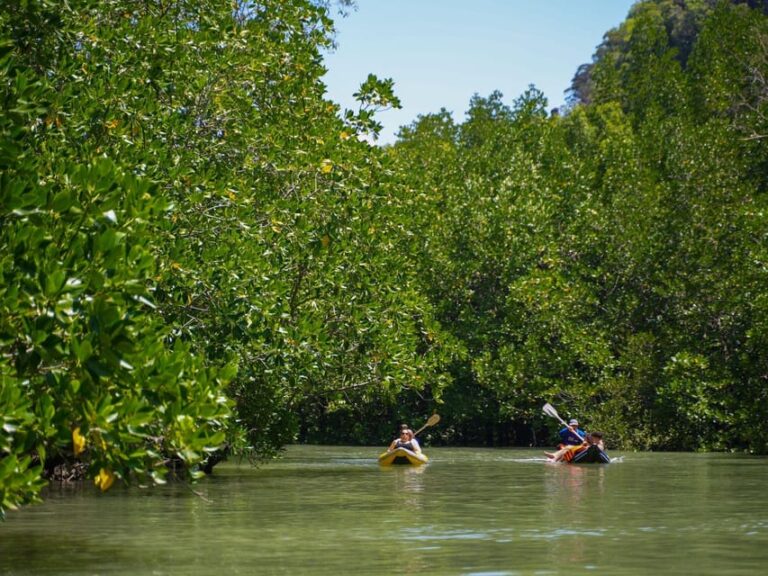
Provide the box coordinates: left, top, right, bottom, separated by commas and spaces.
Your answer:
542, 403, 585, 440
412, 413, 440, 437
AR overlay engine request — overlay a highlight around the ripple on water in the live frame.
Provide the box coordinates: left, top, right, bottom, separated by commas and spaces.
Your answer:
522, 527, 608, 540
402, 527, 492, 541
460, 571, 559, 576
400, 525, 610, 545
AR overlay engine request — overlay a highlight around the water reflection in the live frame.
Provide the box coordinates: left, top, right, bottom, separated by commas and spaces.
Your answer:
538, 463, 608, 566
1, 448, 767, 576
544, 461, 606, 496
377, 464, 427, 511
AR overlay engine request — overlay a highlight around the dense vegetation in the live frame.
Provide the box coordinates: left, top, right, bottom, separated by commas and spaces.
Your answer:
0, 0, 451, 516
2, 0, 767, 516
391, 0, 768, 450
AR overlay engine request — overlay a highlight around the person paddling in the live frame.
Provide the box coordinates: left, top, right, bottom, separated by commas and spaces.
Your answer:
559, 418, 586, 445
388, 425, 422, 454
546, 431, 604, 462
544, 416, 585, 459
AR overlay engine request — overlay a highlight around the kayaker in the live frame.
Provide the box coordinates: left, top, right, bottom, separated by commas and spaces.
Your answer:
546, 431, 603, 462
388, 426, 422, 454
559, 418, 586, 445
588, 431, 605, 450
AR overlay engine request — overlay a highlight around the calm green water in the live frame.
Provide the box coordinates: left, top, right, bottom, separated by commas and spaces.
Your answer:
1, 446, 767, 575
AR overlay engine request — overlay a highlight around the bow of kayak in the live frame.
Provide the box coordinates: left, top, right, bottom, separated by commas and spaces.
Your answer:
378, 447, 429, 466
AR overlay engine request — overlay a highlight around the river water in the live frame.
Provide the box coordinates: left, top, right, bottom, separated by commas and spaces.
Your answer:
1, 446, 766, 575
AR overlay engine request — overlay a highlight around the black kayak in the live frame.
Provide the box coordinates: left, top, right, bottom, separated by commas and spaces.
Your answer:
570, 444, 611, 464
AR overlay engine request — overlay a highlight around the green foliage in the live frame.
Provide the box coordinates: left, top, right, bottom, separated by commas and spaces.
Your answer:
392, 0, 768, 454
4, 0, 768, 521
1, 0, 453, 516
0, 1, 236, 517
569, 0, 722, 106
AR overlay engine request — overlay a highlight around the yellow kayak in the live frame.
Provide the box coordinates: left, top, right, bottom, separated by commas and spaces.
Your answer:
378, 447, 429, 466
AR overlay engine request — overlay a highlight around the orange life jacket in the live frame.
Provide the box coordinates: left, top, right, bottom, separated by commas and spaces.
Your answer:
562, 442, 588, 462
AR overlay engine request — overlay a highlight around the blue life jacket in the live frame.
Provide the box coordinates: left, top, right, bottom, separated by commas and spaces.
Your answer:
559, 426, 586, 445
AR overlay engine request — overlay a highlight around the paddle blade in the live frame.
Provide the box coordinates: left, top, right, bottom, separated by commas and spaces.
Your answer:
426, 413, 440, 427
413, 414, 440, 437
542, 403, 559, 420
543, 403, 571, 428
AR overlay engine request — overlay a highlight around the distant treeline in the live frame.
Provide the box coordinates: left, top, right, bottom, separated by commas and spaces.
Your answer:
381, 0, 768, 452
2, 0, 767, 517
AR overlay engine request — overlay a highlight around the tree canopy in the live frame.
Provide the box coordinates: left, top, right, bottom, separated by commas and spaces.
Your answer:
394, 0, 768, 451
3, 0, 768, 517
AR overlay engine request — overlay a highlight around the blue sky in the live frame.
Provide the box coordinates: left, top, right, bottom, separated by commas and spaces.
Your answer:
322, 0, 637, 143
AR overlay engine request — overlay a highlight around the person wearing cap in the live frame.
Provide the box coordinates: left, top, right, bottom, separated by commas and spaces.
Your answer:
559, 418, 585, 446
